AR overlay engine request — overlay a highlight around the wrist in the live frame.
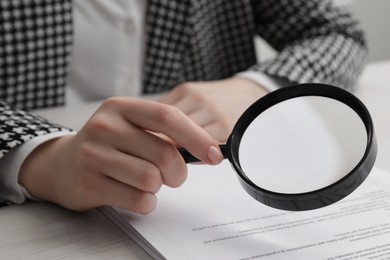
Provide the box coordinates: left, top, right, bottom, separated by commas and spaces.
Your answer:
18, 135, 73, 205
235, 71, 288, 92
229, 76, 269, 97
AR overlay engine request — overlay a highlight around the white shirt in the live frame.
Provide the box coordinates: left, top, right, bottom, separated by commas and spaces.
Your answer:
68, 0, 147, 103
0, 0, 282, 204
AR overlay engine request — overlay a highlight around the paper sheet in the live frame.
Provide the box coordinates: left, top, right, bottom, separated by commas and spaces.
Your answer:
103, 163, 390, 260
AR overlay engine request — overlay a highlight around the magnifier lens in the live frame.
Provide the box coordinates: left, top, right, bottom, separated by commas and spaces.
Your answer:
179, 83, 376, 210
238, 96, 367, 194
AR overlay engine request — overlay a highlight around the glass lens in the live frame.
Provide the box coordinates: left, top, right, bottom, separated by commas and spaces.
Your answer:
238, 96, 367, 194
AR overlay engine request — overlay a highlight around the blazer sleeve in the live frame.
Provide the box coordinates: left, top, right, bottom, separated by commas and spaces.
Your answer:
250, 0, 368, 90
0, 102, 73, 159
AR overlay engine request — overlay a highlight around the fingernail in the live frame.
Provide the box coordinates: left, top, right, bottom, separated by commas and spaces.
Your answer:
207, 146, 223, 164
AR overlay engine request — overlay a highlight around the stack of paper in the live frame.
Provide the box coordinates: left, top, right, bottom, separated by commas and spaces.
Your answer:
102, 161, 390, 260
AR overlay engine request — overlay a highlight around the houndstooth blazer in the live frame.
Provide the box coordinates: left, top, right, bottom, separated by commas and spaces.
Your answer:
0, 0, 367, 159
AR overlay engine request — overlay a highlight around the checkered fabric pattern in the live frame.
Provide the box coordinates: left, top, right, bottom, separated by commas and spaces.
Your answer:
143, 0, 257, 93
0, 0, 73, 157
0, 102, 72, 158
1, 0, 367, 159
0, 0, 72, 110
143, 0, 367, 94
250, 0, 367, 89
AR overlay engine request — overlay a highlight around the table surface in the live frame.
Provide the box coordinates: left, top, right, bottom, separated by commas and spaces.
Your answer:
1, 61, 389, 259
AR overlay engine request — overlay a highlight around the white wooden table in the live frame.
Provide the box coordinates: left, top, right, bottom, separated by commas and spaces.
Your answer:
0, 61, 389, 259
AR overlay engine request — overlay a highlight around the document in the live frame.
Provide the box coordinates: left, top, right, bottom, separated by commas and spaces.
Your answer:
102, 162, 390, 260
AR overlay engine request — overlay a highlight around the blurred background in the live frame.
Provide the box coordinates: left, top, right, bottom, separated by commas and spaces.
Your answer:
346, 0, 390, 62
257, 0, 390, 63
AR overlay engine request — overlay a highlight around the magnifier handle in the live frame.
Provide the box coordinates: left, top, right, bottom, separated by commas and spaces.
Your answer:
179, 144, 228, 163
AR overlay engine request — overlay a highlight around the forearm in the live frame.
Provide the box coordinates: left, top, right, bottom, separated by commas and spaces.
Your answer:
250, 0, 368, 89
0, 100, 76, 204
0, 132, 76, 204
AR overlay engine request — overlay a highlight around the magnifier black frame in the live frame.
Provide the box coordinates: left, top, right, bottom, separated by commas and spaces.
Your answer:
226, 83, 377, 211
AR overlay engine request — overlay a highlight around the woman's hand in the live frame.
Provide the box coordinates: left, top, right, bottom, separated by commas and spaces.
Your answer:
19, 97, 223, 214
159, 77, 268, 142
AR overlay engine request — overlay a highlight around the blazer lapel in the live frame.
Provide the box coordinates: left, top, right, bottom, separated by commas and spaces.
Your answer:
142, 0, 257, 94
142, 0, 190, 94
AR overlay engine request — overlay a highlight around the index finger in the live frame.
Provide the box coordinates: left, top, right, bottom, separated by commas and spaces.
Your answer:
117, 98, 223, 165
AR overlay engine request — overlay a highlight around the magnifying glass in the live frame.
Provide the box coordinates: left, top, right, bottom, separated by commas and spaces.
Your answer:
179, 83, 377, 211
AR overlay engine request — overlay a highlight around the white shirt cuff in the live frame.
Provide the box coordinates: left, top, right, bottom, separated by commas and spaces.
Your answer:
0, 131, 76, 204
236, 71, 289, 92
